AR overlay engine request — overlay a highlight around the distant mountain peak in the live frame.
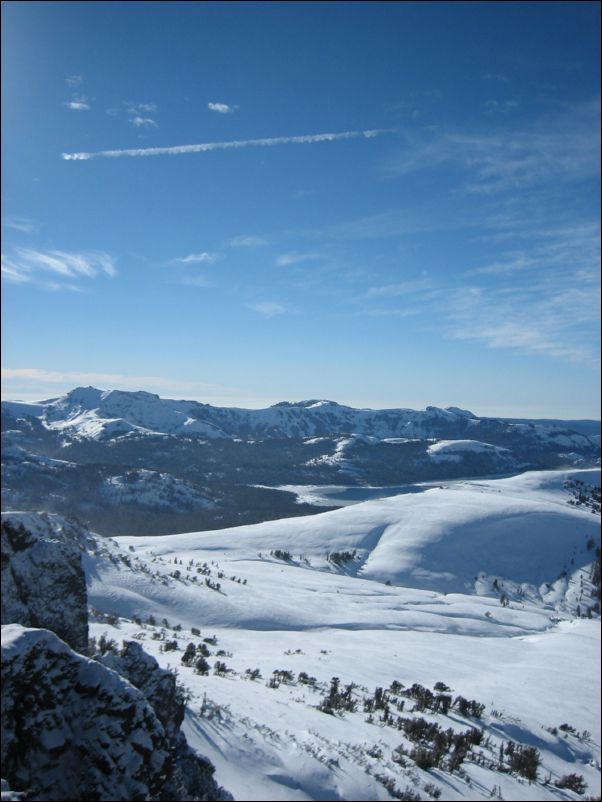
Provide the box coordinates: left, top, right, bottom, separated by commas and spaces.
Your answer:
62, 386, 104, 408
271, 399, 341, 409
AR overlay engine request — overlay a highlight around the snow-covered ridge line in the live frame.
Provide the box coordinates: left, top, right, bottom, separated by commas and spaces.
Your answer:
2, 386, 598, 446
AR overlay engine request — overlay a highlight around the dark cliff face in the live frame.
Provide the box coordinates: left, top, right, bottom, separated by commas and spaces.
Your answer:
98, 640, 186, 739
97, 641, 230, 801
0, 513, 232, 802
1, 625, 172, 802
1, 513, 89, 652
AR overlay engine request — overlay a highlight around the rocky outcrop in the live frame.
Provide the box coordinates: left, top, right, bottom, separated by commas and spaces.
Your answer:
97, 640, 231, 801
1, 513, 232, 801
98, 640, 186, 740
1, 625, 171, 801
1, 513, 89, 652
2, 627, 232, 802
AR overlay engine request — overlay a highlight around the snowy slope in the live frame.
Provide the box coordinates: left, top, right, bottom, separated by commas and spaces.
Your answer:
102, 469, 214, 512
3, 468, 600, 801
100, 469, 601, 601
73, 468, 601, 801
427, 440, 512, 462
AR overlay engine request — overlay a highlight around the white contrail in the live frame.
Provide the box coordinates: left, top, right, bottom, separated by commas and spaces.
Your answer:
62, 128, 393, 161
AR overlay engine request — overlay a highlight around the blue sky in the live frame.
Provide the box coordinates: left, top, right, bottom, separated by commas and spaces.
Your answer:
1, 1, 600, 417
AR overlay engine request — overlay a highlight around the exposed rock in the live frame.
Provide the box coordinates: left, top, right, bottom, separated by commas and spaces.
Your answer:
1, 625, 171, 801
1, 513, 89, 652
98, 640, 185, 740
97, 640, 232, 801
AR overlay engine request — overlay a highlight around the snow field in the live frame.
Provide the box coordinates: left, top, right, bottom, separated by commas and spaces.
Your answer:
80, 468, 601, 800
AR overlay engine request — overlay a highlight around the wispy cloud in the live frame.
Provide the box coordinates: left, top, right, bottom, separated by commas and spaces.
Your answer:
366, 278, 433, 298
2, 216, 36, 233
64, 75, 90, 110
341, 209, 600, 369
306, 206, 456, 242
1, 255, 31, 284
122, 102, 158, 127
466, 222, 600, 277
65, 100, 90, 111
362, 307, 421, 318
0, 367, 262, 407
125, 102, 157, 114
275, 252, 323, 267
2, 248, 116, 289
444, 281, 600, 366
388, 98, 600, 194
174, 252, 219, 264
208, 102, 236, 114
1, 367, 221, 396
131, 116, 158, 128
247, 302, 287, 317
62, 128, 393, 161
229, 235, 268, 248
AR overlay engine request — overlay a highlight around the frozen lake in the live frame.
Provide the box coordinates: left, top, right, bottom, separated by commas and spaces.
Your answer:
269, 482, 429, 507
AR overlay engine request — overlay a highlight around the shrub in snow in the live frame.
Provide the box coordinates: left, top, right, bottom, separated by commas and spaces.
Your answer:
318, 676, 358, 715
213, 660, 229, 676
271, 549, 292, 561
506, 742, 541, 781
554, 773, 587, 794
193, 656, 210, 675
181, 642, 197, 666
245, 668, 262, 680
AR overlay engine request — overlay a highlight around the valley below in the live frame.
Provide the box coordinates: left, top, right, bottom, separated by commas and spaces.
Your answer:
2, 464, 601, 801
1, 388, 600, 800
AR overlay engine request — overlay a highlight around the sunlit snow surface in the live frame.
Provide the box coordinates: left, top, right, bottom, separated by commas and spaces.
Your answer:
84, 469, 600, 801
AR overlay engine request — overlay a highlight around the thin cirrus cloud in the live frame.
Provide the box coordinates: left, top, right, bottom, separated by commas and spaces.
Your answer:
247, 302, 287, 317
208, 102, 236, 114
122, 102, 158, 127
125, 102, 157, 113
0, 368, 255, 406
64, 75, 90, 110
131, 116, 158, 128
365, 278, 433, 298
444, 282, 600, 367
65, 100, 91, 111
229, 235, 268, 248
1, 248, 116, 289
0, 367, 221, 397
275, 252, 324, 267
61, 128, 393, 161
388, 98, 600, 194
174, 252, 219, 264
2, 216, 36, 233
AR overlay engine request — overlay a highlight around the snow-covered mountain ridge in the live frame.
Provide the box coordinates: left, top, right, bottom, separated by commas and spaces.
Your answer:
3, 387, 599, 536
3, 386, 598, 446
